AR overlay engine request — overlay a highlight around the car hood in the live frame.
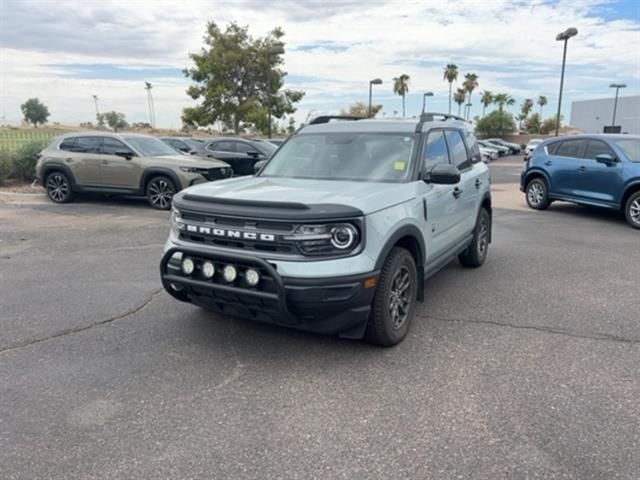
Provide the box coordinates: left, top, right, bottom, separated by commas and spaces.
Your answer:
147, 154, 229, 169
177, 176, 417, 215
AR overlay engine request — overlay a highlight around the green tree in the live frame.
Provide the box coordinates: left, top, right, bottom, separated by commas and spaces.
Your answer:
341, 101, 382, 118
20, 98, 50, 127
493, 93, 515, 113
453, 88, 466, 117
540, 115, 561, 135
525, 113, 541, 133
537, 95, 548, 116
475, 110, 516, 136
443, 64, 458, 114
287, 116, 296, 134
521, 98, 534, 117
182, 22, 305, 134
99, 111, 128, 132
480, 90, 493, 117
462, 73, 479, 119
392, 74, 410, 117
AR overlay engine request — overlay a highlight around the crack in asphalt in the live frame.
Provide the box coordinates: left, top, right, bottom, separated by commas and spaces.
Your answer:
421, 313, 640, 345
0, 288, 164, 355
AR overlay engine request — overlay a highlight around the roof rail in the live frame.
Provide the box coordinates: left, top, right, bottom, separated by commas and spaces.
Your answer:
415, 112, 468, 132
308, 115, 364, 125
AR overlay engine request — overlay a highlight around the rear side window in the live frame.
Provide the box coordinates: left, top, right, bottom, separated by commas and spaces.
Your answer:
423, 130, 450, 171
59, 137, 76, 151
464, 131, 482, 164
555, 139, 587, 159
72, 136, 101, 154
236, 141, 258, 154
583, 140, 615, 160
445, 130, 471, 169
208, 141, 235, 152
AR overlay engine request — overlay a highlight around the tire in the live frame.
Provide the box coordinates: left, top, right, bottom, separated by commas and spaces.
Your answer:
624, 191, 640, 229
45, 171, 74, 204
459, 208, 491, 268
365, 247, 418, 347
525, 177, 551, 210
146, 176, 176, 210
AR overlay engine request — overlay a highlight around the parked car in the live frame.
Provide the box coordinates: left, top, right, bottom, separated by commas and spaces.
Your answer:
36, 132, 232, 210
478, 140, 508, 156
486, 138, 522, 154
480, 146, 498, 162
202, 137, 277, 176
160, 137, 207, 156
520, 134, 640, 228
524, 138, 543, 160
268, 138, 287, 147
160, 113, 492, 346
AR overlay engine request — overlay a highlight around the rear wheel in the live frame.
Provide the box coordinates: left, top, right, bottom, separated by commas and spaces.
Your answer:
624, 191, 640, 229
526, 178, 551, 210
365, 247, 417, 347
146, 176, 176, 210
459, 208, 490, 268
45, 171, 74, 204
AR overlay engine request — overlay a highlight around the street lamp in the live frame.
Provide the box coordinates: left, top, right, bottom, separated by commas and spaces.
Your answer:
368, 78, 383, 118
92, 95, 100, 125
421, 92, 434, 114
144, 81, 156, 128
464, 102, 472, 120
609, 83, 626, 127
554, 27, 578, 136
267, 42, 285, 138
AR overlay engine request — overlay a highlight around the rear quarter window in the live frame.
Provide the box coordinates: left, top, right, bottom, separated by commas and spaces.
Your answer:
59, 137, 77, 151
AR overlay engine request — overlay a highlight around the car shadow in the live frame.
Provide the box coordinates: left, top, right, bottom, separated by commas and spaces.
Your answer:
547, 202, 628, 227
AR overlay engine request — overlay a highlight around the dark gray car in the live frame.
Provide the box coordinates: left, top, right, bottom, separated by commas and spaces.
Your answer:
202, 137, 277, 176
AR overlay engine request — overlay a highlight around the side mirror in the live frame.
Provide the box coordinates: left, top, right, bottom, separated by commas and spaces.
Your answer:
247, 150, 262, 158
423, 164, 461, 184
115, 150, 133, 160
595, 153, 617, 165
253, 159, 267, 175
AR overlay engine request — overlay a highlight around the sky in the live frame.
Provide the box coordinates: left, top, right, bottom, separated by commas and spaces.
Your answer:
1, 0, 639, 129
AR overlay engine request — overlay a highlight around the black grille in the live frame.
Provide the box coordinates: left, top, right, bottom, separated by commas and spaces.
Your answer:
203, 167, 232, 181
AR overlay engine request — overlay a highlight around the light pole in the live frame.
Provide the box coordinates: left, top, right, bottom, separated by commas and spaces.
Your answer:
92, 95, 100, 127
421, 92, 434, 114
554, 27, 578, 136
144, 81, 156, 128
464, 102, 472, 120
368, 78, 383, 118
609, 83, 626, 127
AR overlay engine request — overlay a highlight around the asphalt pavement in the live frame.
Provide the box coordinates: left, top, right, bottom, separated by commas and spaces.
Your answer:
1, 158, 638, 479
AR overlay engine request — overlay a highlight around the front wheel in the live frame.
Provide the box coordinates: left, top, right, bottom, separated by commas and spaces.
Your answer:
459, 208, 491, 268
146, 176, 176, 210
365, 247, 418, 347
624, 191, 640, 229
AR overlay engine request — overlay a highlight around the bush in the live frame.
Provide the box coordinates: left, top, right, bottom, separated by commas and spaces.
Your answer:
12, 140, 46, 181
475, 110, 516, 136
0, 149, 14, 186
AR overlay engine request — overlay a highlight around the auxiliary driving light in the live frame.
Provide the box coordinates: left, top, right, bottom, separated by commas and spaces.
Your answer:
223, 264, 237, 283
245, 268, 260, 287
181, 257, 195, 275
202, 261, 215, 279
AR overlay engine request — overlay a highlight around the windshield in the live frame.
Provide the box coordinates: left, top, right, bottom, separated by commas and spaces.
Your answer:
613, 138, 640, 162
254, 140, 277, 157
183, 139, 205, 150
124, 136, 178, 157
260, 133, 416, 182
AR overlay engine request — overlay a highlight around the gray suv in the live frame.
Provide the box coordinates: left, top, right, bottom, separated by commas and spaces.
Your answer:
36, 132, 232, 209
160, 114, 492, 345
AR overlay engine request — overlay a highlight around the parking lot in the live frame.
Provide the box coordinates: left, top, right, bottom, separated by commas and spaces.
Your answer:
1, 156, 638, 479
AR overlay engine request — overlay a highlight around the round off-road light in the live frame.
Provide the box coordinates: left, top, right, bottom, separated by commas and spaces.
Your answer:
202, 261, 215, 279
181, 257, 195, 275
245, 268, 260, 287
223, 264, 237, 283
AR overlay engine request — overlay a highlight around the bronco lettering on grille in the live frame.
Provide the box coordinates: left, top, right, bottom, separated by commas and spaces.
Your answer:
188, 225, 276, 242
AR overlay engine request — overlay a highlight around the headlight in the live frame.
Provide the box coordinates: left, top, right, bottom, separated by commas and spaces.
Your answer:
179, 166, 208, 173
284, 223, 361, 256
171, 207, 185, 235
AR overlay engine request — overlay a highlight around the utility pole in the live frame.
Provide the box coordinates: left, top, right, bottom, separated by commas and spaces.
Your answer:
145, 81, 156, 128
554, 27, 578, 136
92, 95, 100, 122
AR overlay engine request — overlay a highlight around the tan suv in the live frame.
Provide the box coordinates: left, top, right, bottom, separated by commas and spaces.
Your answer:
35, 132, 232, 209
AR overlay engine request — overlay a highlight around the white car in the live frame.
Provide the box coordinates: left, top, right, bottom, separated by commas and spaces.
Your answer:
480, 146, 498, 162
525, 139, 543, 158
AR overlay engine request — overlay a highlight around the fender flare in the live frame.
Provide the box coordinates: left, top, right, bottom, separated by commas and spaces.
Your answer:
622, 180, 640, 207
523, 168, 551, 189
41, 163, 77, 186
140, 168, 183, 193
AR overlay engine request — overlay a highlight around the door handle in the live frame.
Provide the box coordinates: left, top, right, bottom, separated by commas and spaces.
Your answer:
64, 157, 72, 163
474, 178, 482, 189
453, 187, 463, 199
544, 160, 552, 166
102, 160, 109, 165
578, 166, 586, 172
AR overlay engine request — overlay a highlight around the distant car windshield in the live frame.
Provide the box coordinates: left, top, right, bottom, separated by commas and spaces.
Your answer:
260, 133, 416, 183
253, 141, 277, 157
183, 139, 205, 151
125, 136, 178, 157
613, 138, 640, 162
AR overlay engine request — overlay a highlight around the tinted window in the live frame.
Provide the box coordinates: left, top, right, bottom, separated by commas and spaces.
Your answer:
445, 130, 470, 169
165, 139, 187, 150
465, 131, 482, 164
612, 139, 640, 162
123, 136, 177, 157
102, 137, 132, 155
73, 136, 101, 153
555, 139, 587, 158
209, 141, 235, 152
423, 131, 449, 171
546, 141, 561, 155
59, 137, 76, 151
236, 141, 258, 154
583, 140, 614, 160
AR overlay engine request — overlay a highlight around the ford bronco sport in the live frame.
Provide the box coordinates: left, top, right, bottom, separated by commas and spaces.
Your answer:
160, 114, 492, 346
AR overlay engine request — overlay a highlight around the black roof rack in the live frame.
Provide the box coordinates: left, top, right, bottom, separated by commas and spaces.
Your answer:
308, 115, 365, 125
415, 112, 468, 132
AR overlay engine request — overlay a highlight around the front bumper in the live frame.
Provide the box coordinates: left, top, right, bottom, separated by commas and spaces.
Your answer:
160, 247, 379, 338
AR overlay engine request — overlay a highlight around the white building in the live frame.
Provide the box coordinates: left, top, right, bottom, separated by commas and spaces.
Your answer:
570, 95, 640, 135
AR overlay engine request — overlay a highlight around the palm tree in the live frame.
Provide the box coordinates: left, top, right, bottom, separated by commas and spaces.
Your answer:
493, 93, 515, 113
393, 74, 410, 117
443, 64, 458, 114
462, 73, 479, 120
537, 95, 548, 117
454, 88, 466, 117
480, 90, 493, 117
521, 98, 534, 117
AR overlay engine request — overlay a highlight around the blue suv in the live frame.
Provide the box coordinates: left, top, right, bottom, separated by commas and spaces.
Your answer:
520, 134, 640, 229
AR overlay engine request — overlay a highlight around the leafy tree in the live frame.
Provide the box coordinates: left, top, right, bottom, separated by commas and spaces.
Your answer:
99, 111, 128, 132
525, 113, 541, 133
131, 122, 152, 129
480, 90, 493, 117
79, 121, 94, 129
537, 95, 548, 116
453, 88, 466, 117
462, 73, 479, 119
392, 74, 410, 117
540, 115, 562, 135
475, 110, 516, 136
287, 116, 296, 134
443, 64, 458, 114
341, 101, 382, 118
20, 98, 50, 127
183, 22, 305, 134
